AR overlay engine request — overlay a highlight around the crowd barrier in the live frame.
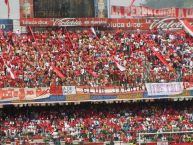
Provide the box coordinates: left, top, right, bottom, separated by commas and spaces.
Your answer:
0, 82, 192, 104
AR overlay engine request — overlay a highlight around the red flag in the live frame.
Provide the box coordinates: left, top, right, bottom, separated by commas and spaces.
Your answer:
88, 70, 99, 77
129, 0, 136, 7
4, 0, 10, 18
150, 47, 174, 71
51, 65, 65, 79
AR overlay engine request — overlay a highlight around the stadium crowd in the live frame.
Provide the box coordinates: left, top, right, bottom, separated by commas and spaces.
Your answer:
0, 28, 192, 88
0, 100, 193, 144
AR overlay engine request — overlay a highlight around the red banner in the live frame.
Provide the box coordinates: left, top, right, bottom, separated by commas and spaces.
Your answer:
111, 5, 193, 18
20, 17, 193, 30
20, 18, 108, 27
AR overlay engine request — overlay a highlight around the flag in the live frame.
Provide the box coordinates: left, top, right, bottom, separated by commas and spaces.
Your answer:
150, 47, 174, 71
91, 27, 96, 36
113, 56, 126, 71
0, 57, 4, 66
6, 64, 16, 79
4, 0, 10, 18
51, 65, 65, 79
115, 62, 126, 71
129, 0, 136, 7
28, 26, 36, 41
88, 70, 99, 77
180, 19, 193, 37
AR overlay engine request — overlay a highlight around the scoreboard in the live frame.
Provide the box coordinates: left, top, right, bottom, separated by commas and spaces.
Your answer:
33, 0, 95, 18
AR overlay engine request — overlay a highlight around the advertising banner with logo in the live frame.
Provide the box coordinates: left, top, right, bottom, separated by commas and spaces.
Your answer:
20, 18, 108, 27
20, 17, 193, 30
145, 82, 184, 96
0, 19, 13, 31
117, 91, 144, 99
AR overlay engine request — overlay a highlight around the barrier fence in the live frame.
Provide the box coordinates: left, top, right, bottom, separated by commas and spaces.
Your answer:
138, 131, 193, 145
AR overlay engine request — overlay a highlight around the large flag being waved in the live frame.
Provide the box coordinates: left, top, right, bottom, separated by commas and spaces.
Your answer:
115, 62, 126, 71
4, 0, 10, 18
90, 27, 96, 36
150, 47, 174, 71
180, 19, 193, 37
6, 64, 16, 79
51, 65, 65, 79
113, 56, 126, 71
129, 0, 136, 7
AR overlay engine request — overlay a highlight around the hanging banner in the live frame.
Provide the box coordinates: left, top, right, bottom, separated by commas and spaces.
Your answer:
76, 86, 143, 95
110, 5, 193, 18
20, 18, 108, 27
20, 17, 193, 30
145, 82, 184, 96
0, 87, 50, 102
62, 86, 76, 95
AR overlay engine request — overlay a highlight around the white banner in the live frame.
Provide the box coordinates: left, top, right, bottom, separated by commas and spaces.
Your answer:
0, 87, 50, 102
62, 86, 76, 95
76, 86, 141, 94
157, 141, 168, 145
145, 82, 184, 96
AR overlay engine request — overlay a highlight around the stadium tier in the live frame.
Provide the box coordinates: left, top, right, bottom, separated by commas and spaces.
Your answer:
0, 28, 192, 88
0, 100, 193, 145
0, 1, 193, 144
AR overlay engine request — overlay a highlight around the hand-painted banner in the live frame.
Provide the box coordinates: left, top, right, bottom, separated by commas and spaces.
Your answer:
145, 82, 184, 96
62, 86, 76, 95
0, 84, 192, 104
76, 86, 139, 94
111, 5, 193, 18
0, 87, 50, 102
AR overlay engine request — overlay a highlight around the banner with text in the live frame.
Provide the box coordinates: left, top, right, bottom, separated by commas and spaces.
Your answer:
110, 5, 193, 18
145, 82, 184, 96
20, 18, 193, 31
0, 84, 192, 104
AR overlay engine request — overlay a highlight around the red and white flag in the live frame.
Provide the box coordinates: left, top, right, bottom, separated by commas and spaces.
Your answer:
88, 70, 99, 77
180, 19, 193, 37
4, 0, 10, 18
51, 65, 65, 79
91, 27, 96, 36
113, 56, 126, 71
129, 0, 136, 7
115, 62, 126, 71
6, 64, 16, 79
